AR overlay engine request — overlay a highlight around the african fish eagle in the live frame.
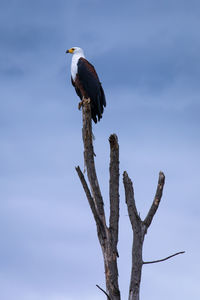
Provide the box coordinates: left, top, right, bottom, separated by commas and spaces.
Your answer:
66, 47, 106, 123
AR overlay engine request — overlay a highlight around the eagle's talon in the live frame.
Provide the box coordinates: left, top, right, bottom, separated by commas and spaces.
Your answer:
78, 100, 84, 110
79, 98, 90, 110
84, 98, 91, 104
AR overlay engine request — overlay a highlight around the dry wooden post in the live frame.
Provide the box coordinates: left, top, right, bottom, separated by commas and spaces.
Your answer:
123, 171, 184, 300
76, 100, 121, 300
75, 99, 184, 300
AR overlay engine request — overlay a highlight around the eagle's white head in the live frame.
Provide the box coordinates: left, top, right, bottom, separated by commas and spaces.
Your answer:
66, 47, 85, 80
66, 47, 84, 56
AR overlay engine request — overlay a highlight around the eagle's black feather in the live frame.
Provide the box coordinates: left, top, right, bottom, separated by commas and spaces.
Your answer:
73, 58, 106, 123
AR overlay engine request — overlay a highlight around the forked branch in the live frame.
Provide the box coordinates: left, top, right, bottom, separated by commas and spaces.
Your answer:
123, 171, 184, 300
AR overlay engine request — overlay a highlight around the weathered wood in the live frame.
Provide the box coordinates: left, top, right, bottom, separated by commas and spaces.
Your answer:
76, 100, 121, 300
123, 171, 167, 300
143, 172, 165, 229
123, 171, 145, 300
81, 101, 105, 219
109, 134, 120, 257
75, 166, 106, 240
123, 171, 141, 229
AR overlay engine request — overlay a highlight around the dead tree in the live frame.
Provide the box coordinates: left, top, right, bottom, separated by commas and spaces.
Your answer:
75, 100, 184, 300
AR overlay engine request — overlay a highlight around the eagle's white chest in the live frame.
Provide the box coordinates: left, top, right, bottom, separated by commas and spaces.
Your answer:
71, 53, 85, 80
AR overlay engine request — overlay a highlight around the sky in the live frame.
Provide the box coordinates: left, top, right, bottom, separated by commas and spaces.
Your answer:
1, 0, 200, 299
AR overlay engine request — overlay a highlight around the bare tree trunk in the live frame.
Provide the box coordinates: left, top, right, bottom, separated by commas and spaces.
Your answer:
75, 100, 184, 300
76, 100, 120, 300
123, 171, 165, 300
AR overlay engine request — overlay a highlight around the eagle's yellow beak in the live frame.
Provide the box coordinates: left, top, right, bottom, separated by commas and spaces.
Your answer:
66, 48, 74, 54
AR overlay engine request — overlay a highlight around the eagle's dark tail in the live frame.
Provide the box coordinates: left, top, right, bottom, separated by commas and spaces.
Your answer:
94, 85, 106, 123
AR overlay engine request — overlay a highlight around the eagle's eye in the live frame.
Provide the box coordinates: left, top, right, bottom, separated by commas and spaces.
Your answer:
72, 48, 75, 51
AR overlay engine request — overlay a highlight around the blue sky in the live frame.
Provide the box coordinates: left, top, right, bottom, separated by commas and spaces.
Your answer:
1, 0, 200, 299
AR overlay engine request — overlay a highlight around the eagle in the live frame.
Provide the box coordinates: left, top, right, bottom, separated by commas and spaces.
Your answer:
66, 47, 106, 123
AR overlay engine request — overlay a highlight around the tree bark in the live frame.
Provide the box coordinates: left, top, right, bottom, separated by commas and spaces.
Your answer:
76, 100, 121, 300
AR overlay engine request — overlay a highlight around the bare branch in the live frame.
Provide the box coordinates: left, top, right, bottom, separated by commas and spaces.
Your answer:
75, 166, 94, 211
75, 166, 106, 239
96, 284, 111, 300
109, 134, 120, 255
123, 171, 141, 230
143, 251, 185, 264
143, 171, 165, 228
